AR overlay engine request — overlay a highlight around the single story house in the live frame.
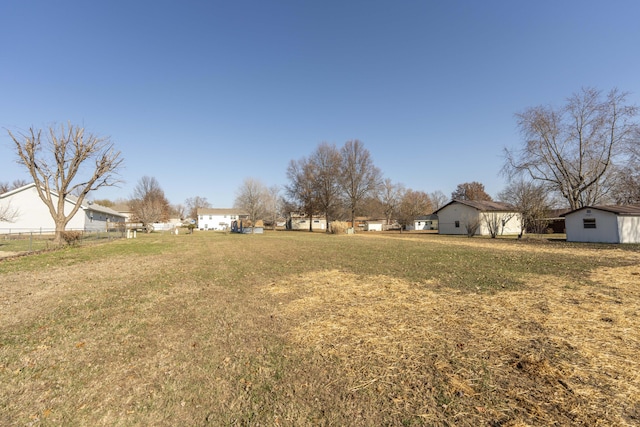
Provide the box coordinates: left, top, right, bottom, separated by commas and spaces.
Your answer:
561, 205, 640, 244
0, 183, 125, 234
414, 214, 439, 231
364, 219, 384, 231
286, 212, 327, 231
197, 208, 248, 230
434, 200, 522, 236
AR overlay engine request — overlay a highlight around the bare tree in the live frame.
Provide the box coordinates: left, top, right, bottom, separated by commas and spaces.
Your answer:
0, 199, 18, 222
504, 87, 639, 210
379, 178, 405, 226
170, 203, 186, 220
185, 196, 211, 219
309, 142, 342, 231
463, 215, 481, 237
264, 185, 282, 230
338, 140, 382, 229
397, 189, 432, 231
234, 178, 267, 233
0, 179, 29, 194
428, 190, 448, 211
8, 123, 123, 245
130, 176, 170, 232
285, 157, 317, 232
482, 212, 517, 238
609, 167, 640, 205
451, 181, 492, 201
498, 179, 551, 236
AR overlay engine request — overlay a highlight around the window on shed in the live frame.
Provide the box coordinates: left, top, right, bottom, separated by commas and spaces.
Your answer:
455, 220, 460, 228
583, 218, 596, 229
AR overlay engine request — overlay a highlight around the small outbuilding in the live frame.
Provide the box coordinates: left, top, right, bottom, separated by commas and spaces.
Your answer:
414, 214, 438, 231
434, 200, 522, 236
561, 205, 640, 244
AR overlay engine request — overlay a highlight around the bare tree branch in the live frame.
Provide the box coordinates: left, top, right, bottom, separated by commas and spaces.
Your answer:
7, 123, 123, 245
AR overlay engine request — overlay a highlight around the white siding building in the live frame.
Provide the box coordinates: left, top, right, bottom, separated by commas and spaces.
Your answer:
197, 208, 248, 230
562, 205, 640, 244
0, 183, 125, 234
435, 200, 522, 236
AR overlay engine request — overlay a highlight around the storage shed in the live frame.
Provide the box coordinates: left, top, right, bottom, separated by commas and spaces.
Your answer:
561, 205, 640, 244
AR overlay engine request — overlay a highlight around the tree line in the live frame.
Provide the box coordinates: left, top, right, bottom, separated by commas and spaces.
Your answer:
3, 87, 639, 241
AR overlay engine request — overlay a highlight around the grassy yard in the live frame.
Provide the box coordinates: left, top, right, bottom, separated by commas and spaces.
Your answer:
1, 231, 639, 426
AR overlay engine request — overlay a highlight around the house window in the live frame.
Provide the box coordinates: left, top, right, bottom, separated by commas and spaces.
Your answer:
455, 220, 460, 228
209, 215, 212, 220
583, 218, 596, 229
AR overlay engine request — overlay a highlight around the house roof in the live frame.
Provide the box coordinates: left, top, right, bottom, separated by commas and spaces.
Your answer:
0, 183, 125, 218
561, 205, 640, 217
198, 208, 248, 216
434, 199, 517, 214
83, 202, 126, 217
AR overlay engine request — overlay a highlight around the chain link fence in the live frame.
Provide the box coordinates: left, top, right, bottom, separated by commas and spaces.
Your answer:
0, 228, 126, 254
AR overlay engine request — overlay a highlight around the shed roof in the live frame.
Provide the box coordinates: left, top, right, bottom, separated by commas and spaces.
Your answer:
434, 199, 517, 214
197, 208, 248, 216
561, 205, 640, 217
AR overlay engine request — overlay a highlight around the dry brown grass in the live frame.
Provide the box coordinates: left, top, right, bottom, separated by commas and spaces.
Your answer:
1, 232, 639, 426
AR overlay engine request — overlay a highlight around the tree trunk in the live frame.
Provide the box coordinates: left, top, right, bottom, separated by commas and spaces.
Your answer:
53, 217, 67, 246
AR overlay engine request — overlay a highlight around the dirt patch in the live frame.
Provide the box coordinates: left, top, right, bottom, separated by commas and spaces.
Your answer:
264, 264, 640, 425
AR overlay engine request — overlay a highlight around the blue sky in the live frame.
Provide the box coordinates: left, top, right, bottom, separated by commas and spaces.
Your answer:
2, 0, 639, 208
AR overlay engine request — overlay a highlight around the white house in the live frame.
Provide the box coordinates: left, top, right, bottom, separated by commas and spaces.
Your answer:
434, 200, 522, 236
561, 205, 640, 244
197, 208, 248, 230
286, 212, 327, 231
414, 214, 439, 231
0, 183, 125, 234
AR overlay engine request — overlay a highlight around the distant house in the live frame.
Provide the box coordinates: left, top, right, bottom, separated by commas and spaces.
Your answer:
435, 200, 522, 236
561, 205, 640, 244
0, 183, 125, 234
364, 219, 384, 231
197, 208, 248, 230
414, 214, 438, 231
286, 212, 327, 231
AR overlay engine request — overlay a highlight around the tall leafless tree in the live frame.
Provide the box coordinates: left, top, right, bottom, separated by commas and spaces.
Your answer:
504, 87, 639, 210
264, 185, 282, 230
429, 190, 448, 211
498, 179, 550, 236
185, 196, 211, 220
397, 189, 432, 231
379, 178, 405, 226
130, 176, 171, 232
285, 157, 317, 232
234, 177, 267, 233
338, 140, 382, 229
309, 142, 342, 231
8, 123, 123, 245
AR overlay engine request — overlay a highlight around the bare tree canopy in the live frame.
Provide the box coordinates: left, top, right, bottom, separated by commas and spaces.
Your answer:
379, 178, 405, 226
429, 190, 448, 211
309, 142, 342, 231
504, 87, 639, 209
339, 140, 382, 228
185, 196, 211, 219
498, 179, 551, 235
130, 176, 170, 231
397, 189, 432, 230
234, 177, 267, 232
0, 179, 29, 194
8, 123, 123, 245
451, 181, 492, 201
285, 156, 317, 231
